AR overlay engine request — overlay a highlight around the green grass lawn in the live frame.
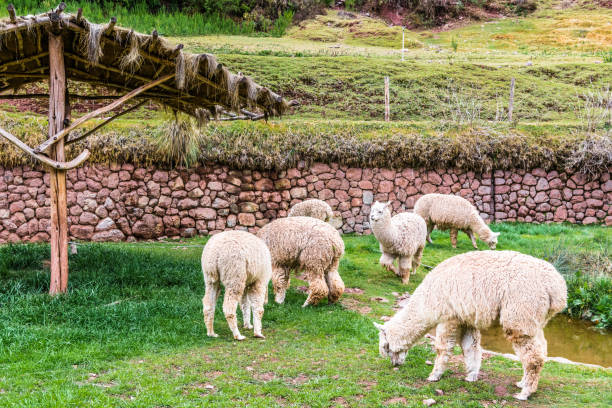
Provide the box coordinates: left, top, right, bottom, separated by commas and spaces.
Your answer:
0, 223, 610, 407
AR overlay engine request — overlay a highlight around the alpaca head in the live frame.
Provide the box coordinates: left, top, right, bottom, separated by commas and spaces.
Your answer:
369, 201, 391, 224
485, 231, 501, 249
374, 322, 407, 367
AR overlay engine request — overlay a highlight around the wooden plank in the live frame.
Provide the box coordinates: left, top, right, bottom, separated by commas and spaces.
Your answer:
48, 31, 69, 295
34, 73, 174, 153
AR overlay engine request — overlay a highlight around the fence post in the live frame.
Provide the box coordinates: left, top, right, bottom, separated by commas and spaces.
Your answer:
384, 76, 390, 122
508, 77, 515, 122
401, 27, 405, 62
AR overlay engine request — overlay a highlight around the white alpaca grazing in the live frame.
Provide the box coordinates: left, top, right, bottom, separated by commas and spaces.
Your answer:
375, 251, 567, 400
201, 230, 272, 340
369, 201, 427, 284
414, 193, 500, 249
288, 199, 333, 222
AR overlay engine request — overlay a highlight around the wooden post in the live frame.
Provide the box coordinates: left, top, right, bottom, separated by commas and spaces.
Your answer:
48, 26, 69, 295
508, 77, 515, 122
384, 76, 390, 122
490, 169, 496, 222
401, 27, 405, 62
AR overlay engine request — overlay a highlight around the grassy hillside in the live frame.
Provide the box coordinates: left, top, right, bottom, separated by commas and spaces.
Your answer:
168, 6, 612, 122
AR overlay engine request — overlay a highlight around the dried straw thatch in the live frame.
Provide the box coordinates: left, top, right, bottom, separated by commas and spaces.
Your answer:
0, 5, 295, 118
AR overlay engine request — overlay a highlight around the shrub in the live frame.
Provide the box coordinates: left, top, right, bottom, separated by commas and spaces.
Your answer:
543, 244, 612, 329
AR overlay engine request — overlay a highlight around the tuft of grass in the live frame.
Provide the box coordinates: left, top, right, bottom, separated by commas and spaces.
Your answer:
152, 116, 204, 168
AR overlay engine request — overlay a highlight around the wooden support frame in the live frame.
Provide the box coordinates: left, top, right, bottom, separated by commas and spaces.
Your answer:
65, 100, 147, 146
34, 73, 174, 153
0, 127, 90, 169
47, 30, 69, 295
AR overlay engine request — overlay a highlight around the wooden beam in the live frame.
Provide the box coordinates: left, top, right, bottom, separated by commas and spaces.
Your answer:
34, 73, 174, 153
0, 127, 90, 169
47, 31, 69, 295
65, 100, 147, 146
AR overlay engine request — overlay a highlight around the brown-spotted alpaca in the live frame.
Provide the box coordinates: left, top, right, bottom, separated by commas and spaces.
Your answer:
257, 216, 345, 307
369, 201, 427, 284
288, 199, 333, 222
414, 193, 500, 249
201, 230, 272, 340
375, 251, 566, 400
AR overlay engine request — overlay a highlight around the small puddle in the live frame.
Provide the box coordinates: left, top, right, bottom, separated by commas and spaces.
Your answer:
480, 315, 612, 368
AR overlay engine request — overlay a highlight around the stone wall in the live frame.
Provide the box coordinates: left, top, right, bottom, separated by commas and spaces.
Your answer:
0, 163, 609, 243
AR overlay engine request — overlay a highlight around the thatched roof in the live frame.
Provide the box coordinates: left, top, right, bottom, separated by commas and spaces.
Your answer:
0, 5, 296, 119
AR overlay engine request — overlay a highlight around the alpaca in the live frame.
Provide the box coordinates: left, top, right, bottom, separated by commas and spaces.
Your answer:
257, 216, 345, 306
288, 199, 334, 222
369, 201, 427, 284
201, 230, 272, 340
374, 250, 567, 400
414, 193, 500, 249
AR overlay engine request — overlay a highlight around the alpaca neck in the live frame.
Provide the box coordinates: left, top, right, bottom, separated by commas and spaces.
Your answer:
470, 211, 492, 240
385, 293, 438, 350
372, 214, 396, 247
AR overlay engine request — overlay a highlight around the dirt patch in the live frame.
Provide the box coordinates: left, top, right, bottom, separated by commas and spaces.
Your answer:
331, 396, 348, 406
205, 371, 224, 379
384, 397, 407, 405
341, 298, 372, 315
255, 372, 277, 382
393, 292, 411, 310
297, 286, 308, 293
345, 287, 364, 294
494, 385, 508, 397
371, 296, 389, 303
287, 374, 309, 386
358, 379, 377, 391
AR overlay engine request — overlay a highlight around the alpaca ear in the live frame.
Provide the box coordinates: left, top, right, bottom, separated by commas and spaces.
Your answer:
373, 322, 385, 331
384, 201, 391, 208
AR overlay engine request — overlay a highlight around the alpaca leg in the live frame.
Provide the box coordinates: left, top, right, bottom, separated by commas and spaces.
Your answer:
325, 257, 345, 303
264, 284, 269, 305
223, 288, 245, 341
398, 256, 413, 284
507, 330, 546, 400
271, 265, 290, 304
380, 252, 399, 276
449, 228, 458, 248
304, 274, 329, 307
461, 327, 482, 382
426, 222, 434, 244
466, 229, 478, 249
249, 281, 267, 339
428, 321, 459, 382
202, 281, 220, 338
240, 291, 253, 329
411, 246, 424, 275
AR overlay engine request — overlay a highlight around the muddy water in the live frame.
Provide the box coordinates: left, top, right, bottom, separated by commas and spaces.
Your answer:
480, 315, 612, 368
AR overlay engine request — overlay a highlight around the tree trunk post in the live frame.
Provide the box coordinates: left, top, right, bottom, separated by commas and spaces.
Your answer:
48, 30, 69, 295
508, 77, 515, 122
